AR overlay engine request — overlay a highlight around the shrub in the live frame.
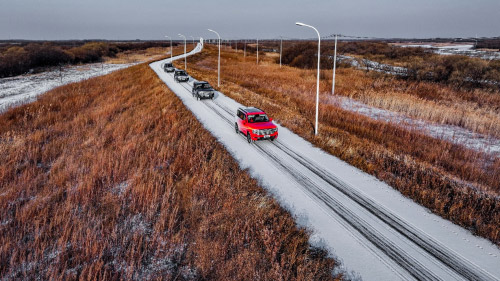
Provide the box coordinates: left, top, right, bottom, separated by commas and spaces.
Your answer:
0, 41, 177, 78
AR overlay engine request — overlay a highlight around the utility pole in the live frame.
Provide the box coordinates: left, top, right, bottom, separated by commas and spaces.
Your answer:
280, 36, 283, 68
332, 34, 337, 95
165, 35, 172, 60
178, 34, 187, 69
256, 38, 259, 64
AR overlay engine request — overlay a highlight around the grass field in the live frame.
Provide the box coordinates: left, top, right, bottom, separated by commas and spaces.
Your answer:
0, 55, 340, 279
104, 46, 178, 64
175, 44, 500, 246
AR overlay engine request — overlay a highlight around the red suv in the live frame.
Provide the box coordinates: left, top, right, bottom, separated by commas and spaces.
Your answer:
235, 107, 278, 143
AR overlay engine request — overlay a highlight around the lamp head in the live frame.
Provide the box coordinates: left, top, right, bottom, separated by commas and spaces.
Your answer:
296, 22, 305, 26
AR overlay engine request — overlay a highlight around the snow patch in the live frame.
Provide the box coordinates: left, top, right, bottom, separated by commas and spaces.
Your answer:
0, 62, 137, 113
331, 96, 500, 156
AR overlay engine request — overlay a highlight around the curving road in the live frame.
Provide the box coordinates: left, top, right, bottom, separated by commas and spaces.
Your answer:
150, 40, 500, 281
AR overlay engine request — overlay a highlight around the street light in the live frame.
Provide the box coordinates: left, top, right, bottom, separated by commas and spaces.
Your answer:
296, 22, 320, 135
178, 34, 187, 69
332, 34, 338, 95
165, 35, 172, 60
208, 29, 221, 87
256, 38, 259, 64
279, 36, 283, 68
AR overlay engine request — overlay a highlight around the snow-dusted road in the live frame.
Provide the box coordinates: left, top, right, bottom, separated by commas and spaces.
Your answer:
150, 40, 500, 281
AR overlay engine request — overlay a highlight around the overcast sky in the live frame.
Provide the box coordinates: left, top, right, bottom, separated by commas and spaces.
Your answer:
1, 0, 499, 40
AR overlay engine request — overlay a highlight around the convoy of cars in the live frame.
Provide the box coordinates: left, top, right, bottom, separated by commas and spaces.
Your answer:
164, 62, 278, 143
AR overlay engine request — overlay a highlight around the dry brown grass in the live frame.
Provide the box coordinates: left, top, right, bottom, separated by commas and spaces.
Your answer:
0, 59, 340, 280
334, 68, 500, 138
104, 46, 188, 64
277, 41, 500, 137
176, 45, 500, 246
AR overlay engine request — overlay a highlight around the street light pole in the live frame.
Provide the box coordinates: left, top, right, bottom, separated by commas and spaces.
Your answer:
256, 38, 259, 64
208, 29, 221, 87
165, 35, 172, 60
244, 39, 246, 57
280, 36, 283, 68
296, 22, 321, 135
178, 34, 187, 69
332, 34, 337, 95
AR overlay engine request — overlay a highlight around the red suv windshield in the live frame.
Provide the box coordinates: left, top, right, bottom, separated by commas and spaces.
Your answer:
248, 114, 269, 123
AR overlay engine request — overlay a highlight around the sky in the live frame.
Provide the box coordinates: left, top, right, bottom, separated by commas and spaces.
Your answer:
1, 0, 499, 40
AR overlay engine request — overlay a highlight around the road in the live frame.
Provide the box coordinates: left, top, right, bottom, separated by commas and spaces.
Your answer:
150, 40, 500, 281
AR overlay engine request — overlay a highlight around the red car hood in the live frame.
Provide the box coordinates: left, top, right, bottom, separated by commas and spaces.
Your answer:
247, 122, 276, 130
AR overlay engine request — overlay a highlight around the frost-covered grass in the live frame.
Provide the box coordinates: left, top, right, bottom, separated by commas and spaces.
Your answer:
0, 62, 136, 113
0, 60, 339, 279
401, 43, 500, 60
0, 45, 185, 113
332, 96, 500, 156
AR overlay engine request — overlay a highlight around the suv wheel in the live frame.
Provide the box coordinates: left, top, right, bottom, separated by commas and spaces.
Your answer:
235, 123, 239, 134
247, 132, 252, 143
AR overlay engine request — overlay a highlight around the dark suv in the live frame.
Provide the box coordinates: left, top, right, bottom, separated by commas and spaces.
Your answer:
235, 107, 278, 143
163, 62, 175, 72
192, 81, 215, 100
174, 70, 189, 82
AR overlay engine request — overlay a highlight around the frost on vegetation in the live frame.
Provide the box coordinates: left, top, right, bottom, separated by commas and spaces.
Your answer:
109, 241, 197, 280
1, 244, 69, 280
7, 195, 36, 208
331, 96, 500, 156
124, 214, 152, 236
401, 44, 500, 60
0, 62, 137, 113
112, 181, 129, 196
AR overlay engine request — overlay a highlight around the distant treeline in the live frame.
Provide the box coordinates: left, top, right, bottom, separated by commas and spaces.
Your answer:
281, 41, 500, 88
0, 41, 176, 78
405, 54, 500, 87
280, 41, 432, 68
476, 38, 500, 50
